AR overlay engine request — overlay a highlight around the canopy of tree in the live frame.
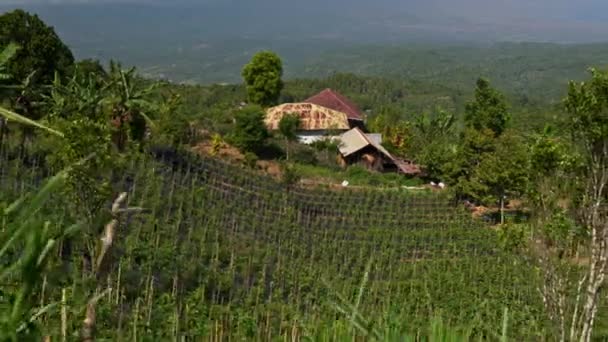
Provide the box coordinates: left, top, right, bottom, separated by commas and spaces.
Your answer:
0, 9, 74, 84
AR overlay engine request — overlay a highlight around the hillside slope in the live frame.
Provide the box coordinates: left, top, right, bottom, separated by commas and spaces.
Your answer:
0, 146, 547, 339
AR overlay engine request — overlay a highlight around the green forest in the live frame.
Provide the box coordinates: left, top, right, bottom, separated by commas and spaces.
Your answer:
1, 8, 608, 341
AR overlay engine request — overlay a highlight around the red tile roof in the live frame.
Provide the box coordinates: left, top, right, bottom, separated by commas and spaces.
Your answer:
305, 89, 364, 121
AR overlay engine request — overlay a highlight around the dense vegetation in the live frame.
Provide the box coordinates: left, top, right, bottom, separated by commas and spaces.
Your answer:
1, 8, 608, 341
0, 143, 544, 340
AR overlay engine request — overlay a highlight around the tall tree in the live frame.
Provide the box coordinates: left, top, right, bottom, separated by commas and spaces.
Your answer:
464, 78, 510, 137
0, 9, 74, 85
561, 68, 608, 341
241, 51, 283, 107
448, 78, 515, 204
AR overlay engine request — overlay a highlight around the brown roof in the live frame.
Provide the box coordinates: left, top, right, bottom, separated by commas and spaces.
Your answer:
338, 127, 421, 175
339, 127, 393, 158
265, 103, 350, 131
305, 89, 364, 121
394, 159, 422, 176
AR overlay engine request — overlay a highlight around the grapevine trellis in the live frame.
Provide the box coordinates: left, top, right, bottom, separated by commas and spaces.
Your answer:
0, 144, 549, 340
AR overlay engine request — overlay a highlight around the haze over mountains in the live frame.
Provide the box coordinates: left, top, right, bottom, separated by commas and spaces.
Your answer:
6, 0, 608, 43
2, 0, 608, 84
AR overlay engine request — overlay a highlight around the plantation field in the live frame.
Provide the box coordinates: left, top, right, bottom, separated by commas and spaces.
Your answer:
1, 146, 548, 340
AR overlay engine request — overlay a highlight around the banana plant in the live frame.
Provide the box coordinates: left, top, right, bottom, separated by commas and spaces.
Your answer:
103, 61, 158, 150
44, 71, 108, 122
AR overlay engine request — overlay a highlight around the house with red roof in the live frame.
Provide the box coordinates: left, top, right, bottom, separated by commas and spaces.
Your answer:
265, 88, 367, 144
265, 88, 420, 175
304, 89, 366, 130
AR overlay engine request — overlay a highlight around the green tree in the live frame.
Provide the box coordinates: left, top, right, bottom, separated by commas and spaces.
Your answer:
560, 68, 608, 341
368, 106, 411, 156
44, 69, 115, 219
73, 59, 107, 85
278, 113, 300, 160
153, 93, 192, 147
466, 133, 529, 205
410, 110, 457, 180
229, 105, 269, 153
448, 78, 514, 203
241, 51, 283, 107
464, 78, 510, 137
0, 9, 74, 84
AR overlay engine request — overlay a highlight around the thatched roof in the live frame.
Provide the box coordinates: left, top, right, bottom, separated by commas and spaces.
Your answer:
305, 89, 364, 121
265, 103, 350, 131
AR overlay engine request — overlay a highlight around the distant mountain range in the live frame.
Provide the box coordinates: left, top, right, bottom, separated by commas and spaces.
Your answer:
4, 1, 608, 45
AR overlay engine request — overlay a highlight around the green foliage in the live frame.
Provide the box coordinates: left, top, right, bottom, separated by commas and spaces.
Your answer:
464, 78, 510, 137
0, 170, 77, 342
497, 223, 528, 252
291, 147, 317, 165
368, 105, 412, 156
445, 79, 525, 204
2, 147, 547, 339
448, 130, 530, 205
44, 70, 117, 218
241, 51, 283, 107
467, 133, 530, 204
278, 112, 300, 160
46, 117, 114, 218
529, 127, 570, 177
210, 133, 224, 156
0, 104, 83, 341
565, 68, 608, 151
73, 59, 107, 80
228, 105, 269, 153
153, 93, 192, 146
409, 110, 457, 180
0, 43, 19, 81
413, 109, 456, 140
104, 61, 158, 149
0, 9, 74, 84
243, 151, 258, 168
280, 162, 301, 186
278, 113, 300, 141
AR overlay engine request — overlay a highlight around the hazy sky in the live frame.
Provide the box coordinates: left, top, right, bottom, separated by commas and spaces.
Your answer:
3, 0, 607, 21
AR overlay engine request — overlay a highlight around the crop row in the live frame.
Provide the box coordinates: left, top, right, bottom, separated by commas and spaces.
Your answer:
0, 147, 548, 339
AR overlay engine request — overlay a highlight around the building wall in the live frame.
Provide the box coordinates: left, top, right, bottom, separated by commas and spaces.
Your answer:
296, 130, 344, 145
342, 146, 387, 172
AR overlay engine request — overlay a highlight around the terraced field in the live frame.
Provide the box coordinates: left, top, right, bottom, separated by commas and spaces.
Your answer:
0, 147, 547, 340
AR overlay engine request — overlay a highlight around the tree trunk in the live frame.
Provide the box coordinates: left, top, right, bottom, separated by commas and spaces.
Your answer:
578, 141, 608, 342
0, 117, 6, 151
285, 137, 289, 161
